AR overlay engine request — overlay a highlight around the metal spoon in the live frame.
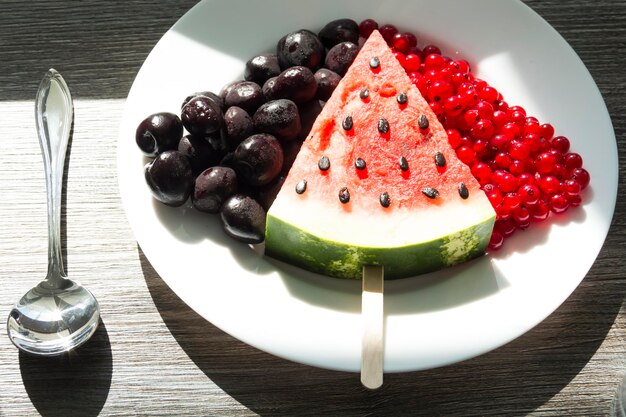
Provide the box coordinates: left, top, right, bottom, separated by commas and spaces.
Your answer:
6, 69, 100, 356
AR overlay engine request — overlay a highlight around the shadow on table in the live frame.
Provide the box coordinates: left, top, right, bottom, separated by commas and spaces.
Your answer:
141, 247, 623, 417
18, 320, 112, 417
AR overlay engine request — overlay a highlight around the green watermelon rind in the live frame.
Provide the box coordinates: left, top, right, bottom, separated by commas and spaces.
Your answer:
265, 213, 495, 280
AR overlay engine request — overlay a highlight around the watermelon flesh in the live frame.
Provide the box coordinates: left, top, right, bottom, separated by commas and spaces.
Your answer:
265, 30, 496, 279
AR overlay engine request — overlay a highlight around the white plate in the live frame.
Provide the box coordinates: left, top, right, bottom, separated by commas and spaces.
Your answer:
117, 0, 618, 372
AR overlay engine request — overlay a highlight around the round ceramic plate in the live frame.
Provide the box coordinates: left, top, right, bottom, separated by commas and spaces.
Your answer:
117, 0, 617, 372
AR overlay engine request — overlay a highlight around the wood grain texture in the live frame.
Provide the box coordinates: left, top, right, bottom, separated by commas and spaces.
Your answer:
1, 1, 625, 416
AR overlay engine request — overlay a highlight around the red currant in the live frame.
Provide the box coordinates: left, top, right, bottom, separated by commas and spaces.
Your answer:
500, 122, 521, 140
494, 100, 509, 112
424, 53, 446, 71
539, 175, 560, 195
494, 152, 512, 169
471, 119, 495, 140
478, 86, 499, 103
392, 33, 410, 53
518, 183, 540, 205
488, 230, 505, 250
497, 218, 517, 237
523, 120, 541, 135
535, 151, 558, 175
493, 170, 518, 193
473, 139, 490, 158
568, 194, 582, 207
570, 167, 590, 189
486, 189, 503, 207
474, 101, 495, 120
404, 32, 418, 47
509, 159, 525, 176
508, 140, 530, 161
540, 123, 555, 140
428, 80, 454, 102
359, 19, 379, 38
549, 193, 569, 214
492, 110, 509, 129
446, 128, 463, 148
379, 24, 398, 43
403, 53, 421, 72
444, 95, 463, 117
531, 201, 550, 222
564, 152, 583, 170
471, 162, 492, 184
449, 59, 470, 73
489, 134, 510, 152
456, 145, 476, 165
509, 105, 527, 116
512, 206, 531, 225
502, 193, 521, 212
523, 133, 542, 154
562, 179, 581, 197
393, 51, 406, 67
551, 136, 570, 153
422, 44, 441, 56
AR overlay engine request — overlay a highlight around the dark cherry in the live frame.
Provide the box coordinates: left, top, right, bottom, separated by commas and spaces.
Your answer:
262, 76, 278, 100
244, 53, 282, 85
276, 29, 325, 71
314, 68, 341, 101
318, 18, 360, 49
223, 81, 265, 115
233, 133, 284, 186
181, 96, 223, 137
144, 150, 194, 207
266, 66, 318, 104
220, 194, 266, 244
177, 134, 220, 176
222, 106, 254, 150
192, 166, 238, 213
324, 41, 359, 76
218, 151, 237, 171
181, 91, 224, 111
280, 139, 303, 176
135, 112, 183, 157
219, 80, 241, 100
206, 131, 229, 160
255, 175, 286, 211
253, 99, 301, 143
297, 99, 324, 136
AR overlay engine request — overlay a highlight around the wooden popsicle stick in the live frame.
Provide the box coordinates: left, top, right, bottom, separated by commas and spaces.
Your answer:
361, 265, 384, 389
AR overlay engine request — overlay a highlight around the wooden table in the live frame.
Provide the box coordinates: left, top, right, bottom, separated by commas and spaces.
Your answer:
1, 1, 624, 415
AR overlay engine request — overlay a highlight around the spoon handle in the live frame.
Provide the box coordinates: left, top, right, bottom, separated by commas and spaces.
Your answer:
36, 69, 73, 285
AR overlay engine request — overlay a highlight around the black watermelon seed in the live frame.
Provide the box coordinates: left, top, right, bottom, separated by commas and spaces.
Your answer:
396, 92, 408, 104
355, 157, 366, 170
378, 118, 389, 134
296, 179, 307, 194
339, 187, 350, 204
342, 115, 353, 131
369, 56, 380, 69
360, 88, 369, 99
399, 156, 409, 171
379, 192, 391, 208
422, 187, 439, 199
418, 114, 429, 130
458, 182, 469, 199
435, 152, 446, 168
318, 155, 330, 171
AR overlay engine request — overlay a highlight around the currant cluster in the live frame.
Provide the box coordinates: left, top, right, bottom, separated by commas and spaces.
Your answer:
359, 19, 590, 250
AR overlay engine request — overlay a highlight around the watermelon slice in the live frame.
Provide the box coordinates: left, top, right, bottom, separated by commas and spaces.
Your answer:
265, 30, 496, 279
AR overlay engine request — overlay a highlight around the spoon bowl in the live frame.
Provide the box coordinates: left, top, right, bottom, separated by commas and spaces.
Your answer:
6, 69, 100, 356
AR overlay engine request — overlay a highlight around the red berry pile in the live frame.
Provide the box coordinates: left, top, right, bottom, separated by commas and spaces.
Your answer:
359, 19, 590, 250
